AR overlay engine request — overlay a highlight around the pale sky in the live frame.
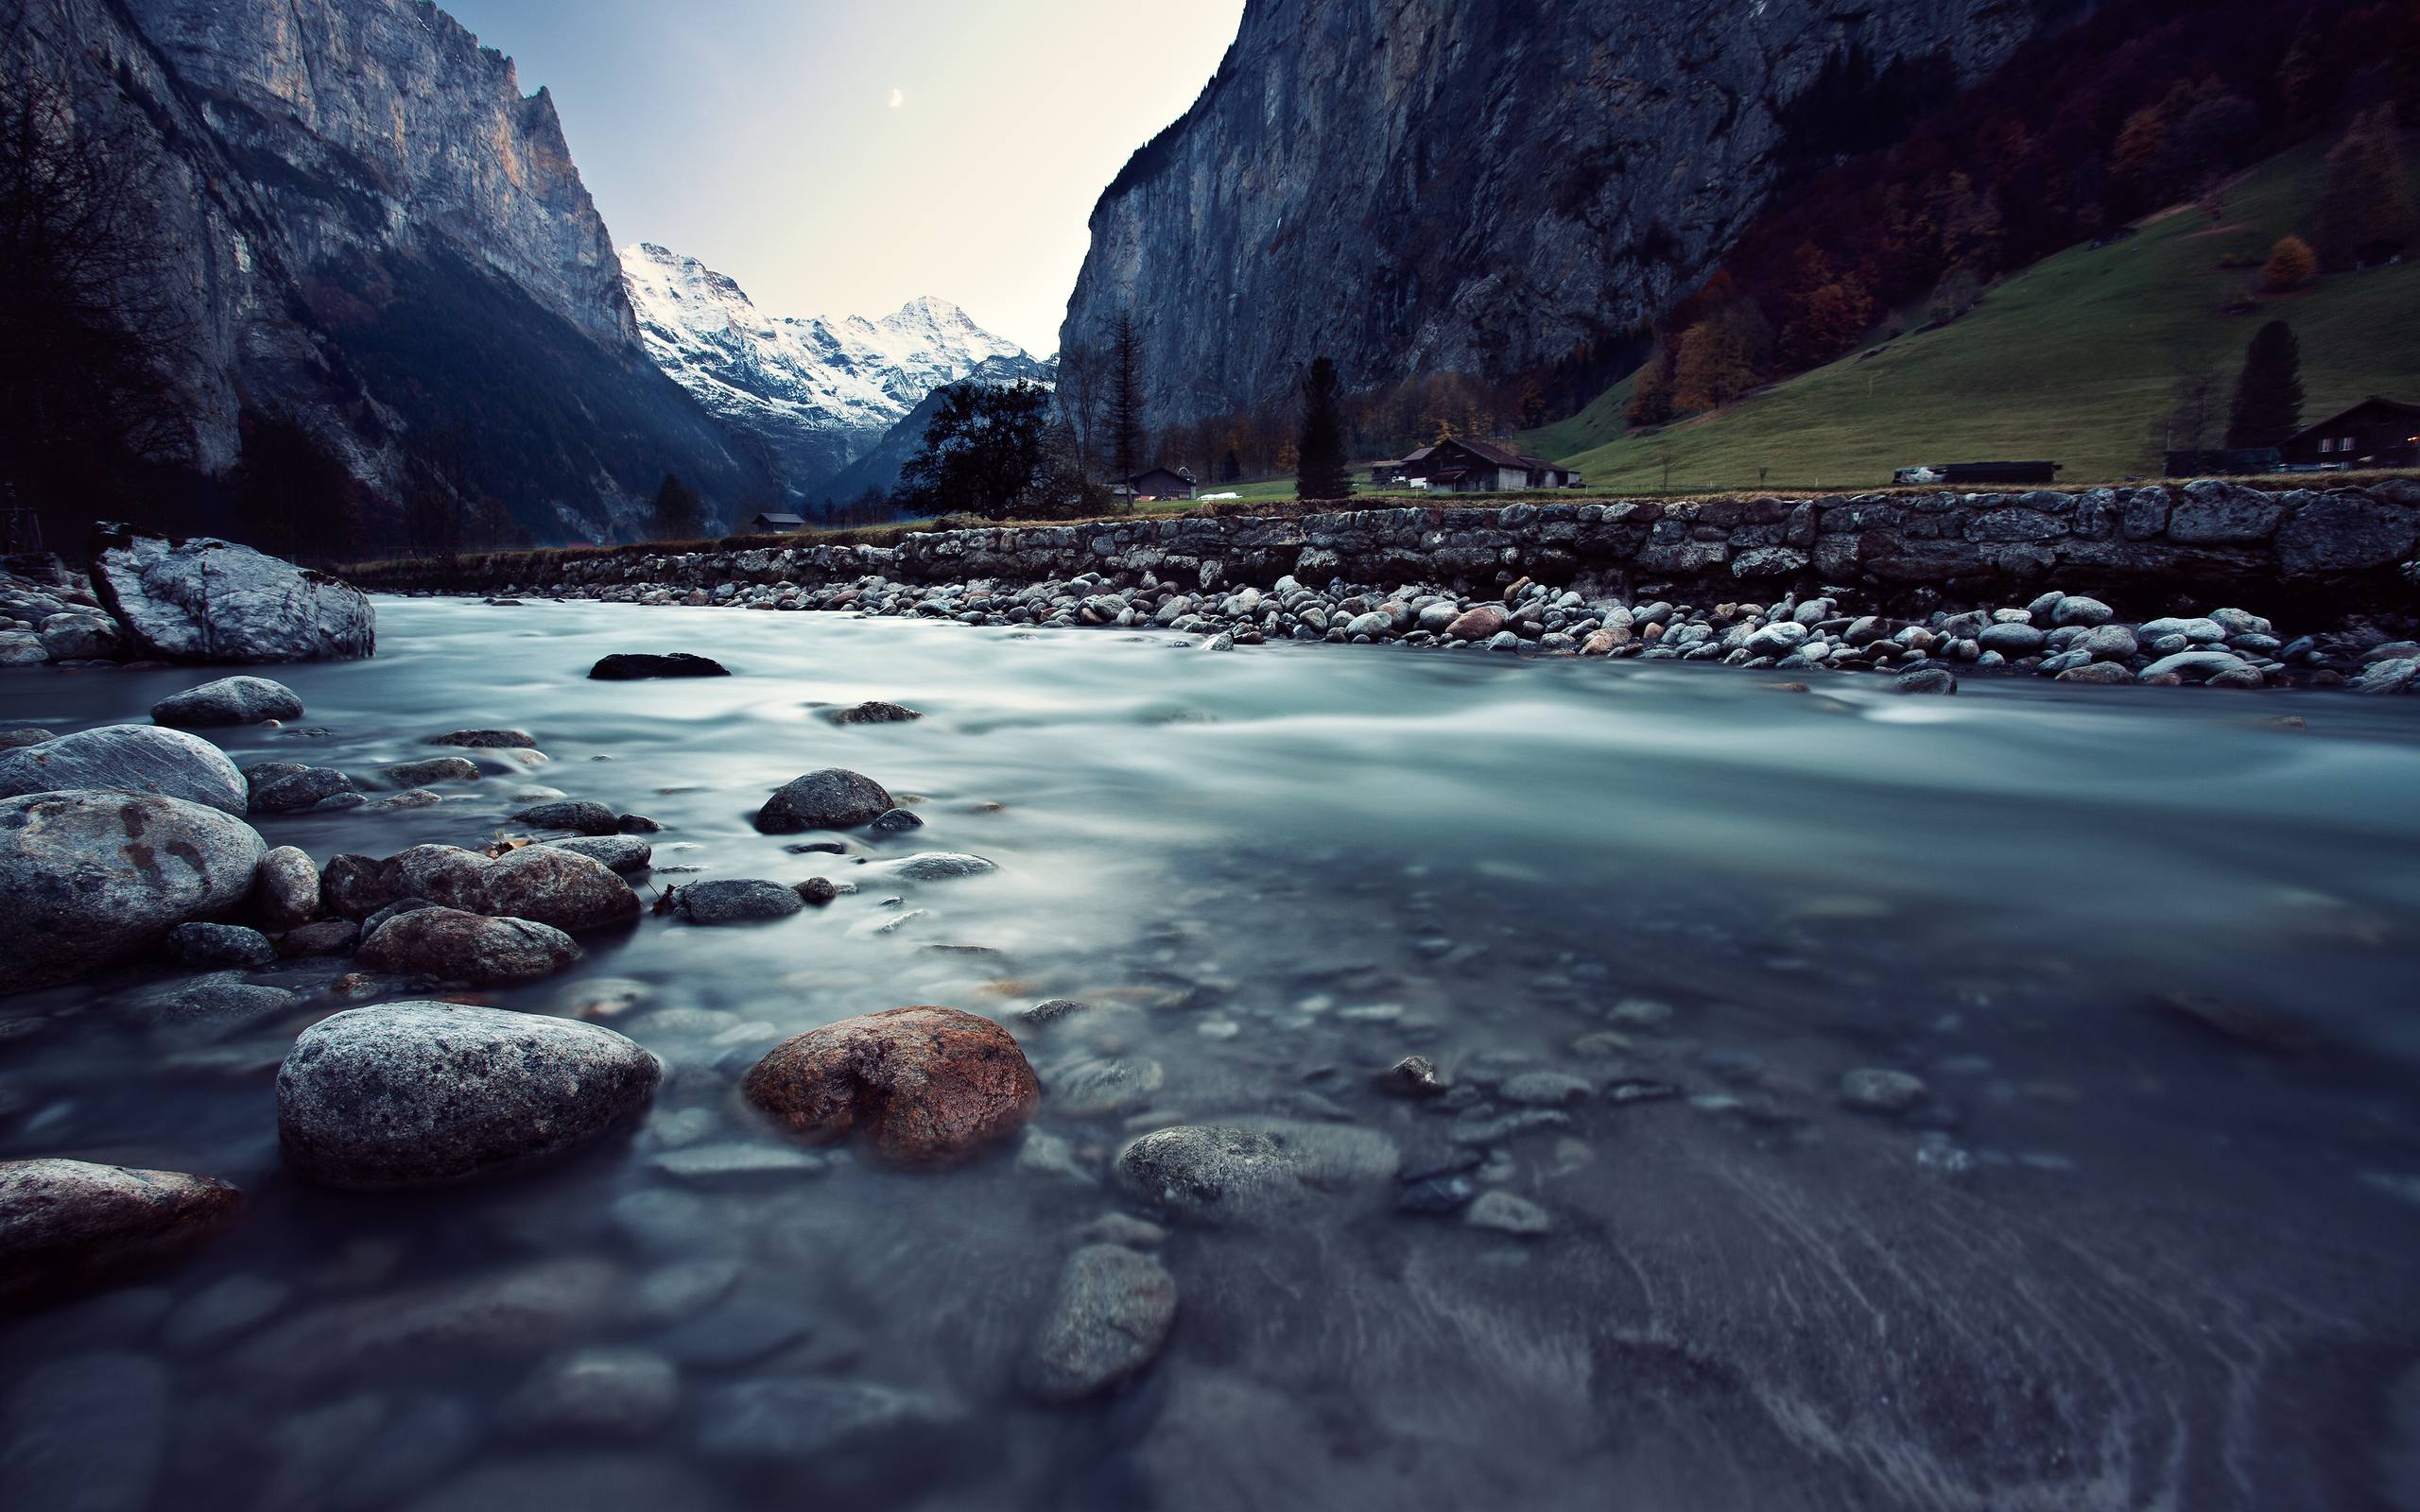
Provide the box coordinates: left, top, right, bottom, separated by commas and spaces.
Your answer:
442, 0, 1245, 354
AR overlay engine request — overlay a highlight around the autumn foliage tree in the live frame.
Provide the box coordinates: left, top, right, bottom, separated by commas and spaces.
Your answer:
2260, 234, 2318, 291
1672, 296, 1772, 414
1624, 344, 1676, 428
2315, 106, 2411, 268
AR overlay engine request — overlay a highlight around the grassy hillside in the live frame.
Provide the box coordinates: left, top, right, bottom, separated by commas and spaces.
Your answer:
1528, 140, 2420, 491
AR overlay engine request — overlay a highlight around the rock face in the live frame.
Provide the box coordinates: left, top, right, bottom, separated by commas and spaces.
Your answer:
0, 792, 267, 989
355, 906, 583, 984
1060, 0, 2073, 425
0, 725, 249, 815
91, 527, 373, 662
0, 1159, 243, 1310
752, 768, 895, 833
1024, 1244, 1178, 1401
277, 1002, 661, 1188
742, 1006, 1040, 1166
17, 0, 767, 540
149, 675, 305, 726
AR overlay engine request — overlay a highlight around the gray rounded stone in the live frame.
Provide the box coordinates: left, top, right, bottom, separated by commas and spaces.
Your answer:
0, 792, 267, 989
480, 846, 641, 933
502, 1349, 682, 1437
149, 676, 303, 727
254, 845, 320, 929
887, 851, 998, 881
164, 920, 276, 969
1023, 1244, 1177, 1401
0, 725, 248, 815
355, 907, 583, 985
92, 526, 374, 662
1893, 667, 1958, 695
542, 834, 653, 874
752, 768, 893, 833
674, 879, 804, 925
277, 1002, 661, 1188
244, 763, 357, 814
516, 799, 620, 835
1115, 1125, 1300, 1224
2051, 596, 2115, 627
1839, 1068, 1927, 1114
1976, 622, 2045, 657
0, 1159, 243, 1311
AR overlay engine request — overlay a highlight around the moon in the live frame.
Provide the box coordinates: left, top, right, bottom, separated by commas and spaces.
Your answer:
888, 87, 904, 108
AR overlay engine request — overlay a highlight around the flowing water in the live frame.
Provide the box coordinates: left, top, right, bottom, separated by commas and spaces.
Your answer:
6, 596, 2420, 1511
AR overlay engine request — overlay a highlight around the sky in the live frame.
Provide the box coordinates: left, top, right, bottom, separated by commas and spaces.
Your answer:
442, 0, 1244, 355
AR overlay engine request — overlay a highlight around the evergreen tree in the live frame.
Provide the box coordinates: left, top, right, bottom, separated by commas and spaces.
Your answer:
1294, 356, 1351, 502
2225, 320, 2305, 446
1106, 313, 1147, 480
894, 381, 1052, 520
1219, 447, 1241, 483
1625, 344, 1676, 428
650, 472, 704, 540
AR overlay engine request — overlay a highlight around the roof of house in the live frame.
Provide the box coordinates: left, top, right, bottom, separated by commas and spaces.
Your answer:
2285, 395, 2420, 440
751, 512, 805, 525
1125, 466, 1192, 485
1439, 437, 1564, 472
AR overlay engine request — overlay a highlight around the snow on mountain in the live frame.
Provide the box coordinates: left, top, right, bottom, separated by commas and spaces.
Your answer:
623, 243, 1049, 498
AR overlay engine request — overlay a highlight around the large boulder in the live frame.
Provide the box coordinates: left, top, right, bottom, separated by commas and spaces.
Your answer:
149, 676, 304, 727
89, 524, 374, 662
0, 725, 248, 815
742, 1005, 1039, 1166
0, 792, 266, 989
752, 768, 894, 833
479, 846, 641, 933
589, 653, 729, 679
277, 1003, 661, 1188
0, 1159, 243, 1311
355, 906, 582, 984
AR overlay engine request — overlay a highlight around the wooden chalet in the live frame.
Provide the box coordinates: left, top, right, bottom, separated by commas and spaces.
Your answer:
2275, 397, 2420, 469
1388, 438, 1581, 492
1122, 466, 1196, 503
748, 511, 806, 533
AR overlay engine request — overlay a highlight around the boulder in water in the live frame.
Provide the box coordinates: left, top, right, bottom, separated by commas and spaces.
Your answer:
0, 1158, 243, 1311
253, 845, 320, 928
674, 879, 804, 925
0, 792, 266, 990
742, 1005, 1039, 1166
90, 524, 373, 662
1023, 1244, 1178, 1401
588, 653, 729, 680
752, 768, 894, 833
277, 1002, 660, 1188
479, 846, 641, 933
355, 906, 582, 985
0, 725, 248, 815
149, 676, 303, 727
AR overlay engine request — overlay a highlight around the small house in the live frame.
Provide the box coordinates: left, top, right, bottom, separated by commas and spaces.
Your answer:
748, 511, 806, 533
1397, 438, 1580, 492
2274, 397, 2420, 470
1123, 466, 1196, 503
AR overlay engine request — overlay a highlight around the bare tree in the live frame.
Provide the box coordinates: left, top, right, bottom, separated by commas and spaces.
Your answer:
2157, 343, 2226, 456
1107, 312, 1146, 481
0, 8, 195, 536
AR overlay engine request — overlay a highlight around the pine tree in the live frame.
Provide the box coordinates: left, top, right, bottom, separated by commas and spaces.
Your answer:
1107, 312, 1147, 480
650, 472, 704, 540
2225, 320, 2305, 446
1293, 356, 1351, 502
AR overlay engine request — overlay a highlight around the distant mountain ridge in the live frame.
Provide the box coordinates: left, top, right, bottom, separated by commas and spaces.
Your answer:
622, 244, 1052, 500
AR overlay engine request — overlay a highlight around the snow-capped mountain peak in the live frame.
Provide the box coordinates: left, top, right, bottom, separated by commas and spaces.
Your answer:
621, 242, 1049, 497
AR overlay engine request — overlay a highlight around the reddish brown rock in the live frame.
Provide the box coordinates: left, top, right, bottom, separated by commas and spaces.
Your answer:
1443, 604, 1506, 641
2, 1158, 242, 1312
742, 1005, 1040, 1166
357, 906, 581, 985
479, 846, 640, 933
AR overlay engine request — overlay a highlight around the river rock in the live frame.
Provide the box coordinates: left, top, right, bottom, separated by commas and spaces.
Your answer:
1893, 667, 1958, 695
164, 920, 277, 969
279, 918, 361, 956
674, 879, 803, 924
1839, 1068, 1928, 1114
501, 1349, 682, 1437
2056, 662, 2134, 684
278, 1003, 661, 1188
1443, 604, 1505, 641
356, 907, 582, 984
246, 763, 359, 814
1114, 1125, 1300, 1224
752, 768, 894, 833
515, 799, 619, 835
381, 756, 480, 787
0, 724, 248, 815
2137, 649, 2248, 683
37, 610, 119, 660
589, 653, 729, 680
887, 851, 996, 881
1023, 1244, 1177, 1402
0, 630, 44, 665
321, 852, 395, 918
427, 729, 536, 748
543, 834, 652, 873
742, 1005, 1039, 1166
0, 792, 267, 989
0, 1159, 243, 1310
115, 974, 298, 1043
2051, 596, 2115, 627
1465, 1190, 1553, 1235
480, 846, 641, 933
824, 700, 921, 724
379, 843, 492, 910
254, 845, 320, 928
149, 676, 303, 727
90, 524, 374, 662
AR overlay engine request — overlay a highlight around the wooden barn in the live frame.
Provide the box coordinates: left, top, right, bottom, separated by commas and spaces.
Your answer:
748, 511, 806, 533
1122, 466, 1196, 503
1395, 438, 1581, 492
2275, 397, 2420, 469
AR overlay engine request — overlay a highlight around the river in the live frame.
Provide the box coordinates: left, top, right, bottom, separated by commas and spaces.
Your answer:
5, 595, 2420, 1510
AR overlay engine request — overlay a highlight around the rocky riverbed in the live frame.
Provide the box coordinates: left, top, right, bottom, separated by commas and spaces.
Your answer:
3, 596, 2420, 1511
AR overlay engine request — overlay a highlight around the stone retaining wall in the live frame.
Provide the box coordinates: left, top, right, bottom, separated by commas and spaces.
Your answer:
359, 481, 2420, 618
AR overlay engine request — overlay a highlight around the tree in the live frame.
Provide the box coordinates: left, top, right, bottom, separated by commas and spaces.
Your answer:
2315, 106, 2412, 268
1625, 344, 1676, 428
1105, 312, 1147, 480
650, 472, 704, 540
2159, 345, 2226, 454
1294, 356, 1351, 501
1672, 300, 1771, 413
2225, 320, 2305, 446
893, 380, 1053, 520
1219, 447, 1241, 483
232, 416, 360, 561
2260, 234, 2318, 291
0, 20, 195, 541
1032, 416, 1111, 519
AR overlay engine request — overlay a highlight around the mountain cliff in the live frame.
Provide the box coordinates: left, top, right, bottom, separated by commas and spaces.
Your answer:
1060, 0, 2091, 429
14, 0, 764, 542
622, 244, 1048, 499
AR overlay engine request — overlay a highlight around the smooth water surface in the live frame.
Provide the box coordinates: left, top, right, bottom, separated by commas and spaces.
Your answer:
5, 596, 2420, 1510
